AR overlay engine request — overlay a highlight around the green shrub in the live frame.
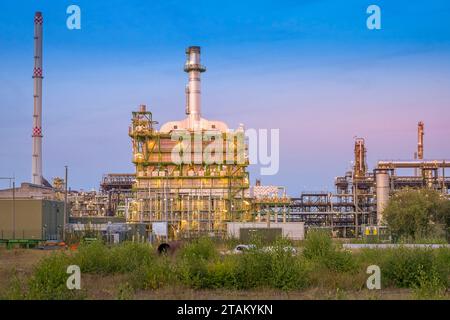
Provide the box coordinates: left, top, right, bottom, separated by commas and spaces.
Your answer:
175, 237, 219, 288
130, 256, 175, 290
434, 248, 450, 287
303, 230, 357, 273
269, 247, 311, 290
27, 253, 84, 300
72, 241, 154, 274
179, 237, 218, 261
204, 257, 238, 289
382, 248, 447, 288
232, 250, 273, 289
201, 239, 310, 291
303, 230, 333, 260
176, 255, 209, 288
108, 242, 155, 273
323, 250, 357, 273
72, 241, 111, 274
412, 265, 447, 299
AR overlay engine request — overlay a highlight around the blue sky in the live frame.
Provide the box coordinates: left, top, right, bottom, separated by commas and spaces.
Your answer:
1, 0, 450, 194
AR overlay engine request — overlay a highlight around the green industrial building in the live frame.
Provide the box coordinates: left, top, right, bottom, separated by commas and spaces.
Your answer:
0, 199, 64, 240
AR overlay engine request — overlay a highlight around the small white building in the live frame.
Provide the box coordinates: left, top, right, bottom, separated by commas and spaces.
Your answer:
227, 222, 305, 241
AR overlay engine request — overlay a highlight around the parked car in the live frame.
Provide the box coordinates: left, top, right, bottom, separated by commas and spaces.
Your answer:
233, 244, 257, 254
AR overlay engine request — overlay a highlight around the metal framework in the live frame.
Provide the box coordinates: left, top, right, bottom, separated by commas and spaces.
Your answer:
128, 105, 251, 238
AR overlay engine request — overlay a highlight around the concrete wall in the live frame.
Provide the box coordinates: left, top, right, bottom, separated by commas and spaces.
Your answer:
227, 222, 305, 240
0, 199, 64, 240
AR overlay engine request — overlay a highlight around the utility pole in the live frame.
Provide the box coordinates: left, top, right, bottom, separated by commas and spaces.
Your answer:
12, 180, 16, 240
165, 169, 169, 242
64, 165, 68, 241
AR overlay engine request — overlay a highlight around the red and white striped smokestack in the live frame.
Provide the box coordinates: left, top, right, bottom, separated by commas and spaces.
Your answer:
32, 12, 43, 185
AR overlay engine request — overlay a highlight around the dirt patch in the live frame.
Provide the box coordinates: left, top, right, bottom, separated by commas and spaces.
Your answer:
0, 248, 57, 294
132, 287, 415, 300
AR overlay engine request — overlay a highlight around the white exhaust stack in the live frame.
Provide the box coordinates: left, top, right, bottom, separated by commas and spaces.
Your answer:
159, 46, 228, 133
32, 11, 43, 185
184, 46, 205, 130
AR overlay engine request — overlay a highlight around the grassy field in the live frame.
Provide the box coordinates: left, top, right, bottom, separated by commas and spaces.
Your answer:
0, 233, 449, 300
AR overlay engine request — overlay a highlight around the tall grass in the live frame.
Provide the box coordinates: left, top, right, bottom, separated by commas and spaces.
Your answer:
5, 236, 450, 299
27, 253, 85, 300
303, 230, 357, 273
73, 241, 155, 274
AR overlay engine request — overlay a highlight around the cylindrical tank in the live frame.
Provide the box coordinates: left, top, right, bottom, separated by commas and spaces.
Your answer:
376, 170, 390, 224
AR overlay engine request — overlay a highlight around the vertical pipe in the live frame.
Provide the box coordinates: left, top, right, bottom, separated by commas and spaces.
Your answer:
12, 180, 16, 240
32, 12, 43, 185
417, 121, 424, 160
417, 122, 424, 178
64, 166, 68, 241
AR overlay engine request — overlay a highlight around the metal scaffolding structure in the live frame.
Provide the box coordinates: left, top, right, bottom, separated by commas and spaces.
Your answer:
127, 47, 251, 239
100, 173, 135, 216
128, 105, 251, 238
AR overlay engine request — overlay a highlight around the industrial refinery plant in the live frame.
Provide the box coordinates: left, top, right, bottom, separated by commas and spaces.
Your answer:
0, 11, 449, 245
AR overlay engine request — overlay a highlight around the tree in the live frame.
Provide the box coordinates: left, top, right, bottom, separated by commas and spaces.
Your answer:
382, 188, 450, 242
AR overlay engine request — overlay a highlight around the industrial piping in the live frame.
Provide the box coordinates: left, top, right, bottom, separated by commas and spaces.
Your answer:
376, 160, 450, 169
32, 11, 43, 185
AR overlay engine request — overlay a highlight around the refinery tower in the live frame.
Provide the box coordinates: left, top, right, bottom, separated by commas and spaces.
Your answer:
128, 47, 251, 238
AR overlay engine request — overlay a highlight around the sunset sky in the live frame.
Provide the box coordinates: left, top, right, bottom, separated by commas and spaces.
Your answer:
1, 0, 450, 194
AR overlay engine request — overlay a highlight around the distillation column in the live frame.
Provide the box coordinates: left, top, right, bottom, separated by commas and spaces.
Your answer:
417, 121, 424, 160
32, 12, 43, 185
353, 138, 367, 178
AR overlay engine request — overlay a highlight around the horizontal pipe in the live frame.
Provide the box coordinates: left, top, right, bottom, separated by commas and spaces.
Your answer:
377, 160, 450, 169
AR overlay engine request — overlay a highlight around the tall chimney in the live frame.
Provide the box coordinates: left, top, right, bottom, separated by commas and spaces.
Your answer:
32, 12, 43, 185
417, 121, 424, 160
184, 46, 205, 130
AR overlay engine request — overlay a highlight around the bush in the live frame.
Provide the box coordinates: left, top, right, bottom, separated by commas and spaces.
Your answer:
132, 256, 176, 290
269, 246, 311, 290
382, 248, 447, 289
232, 250, 273, 289
303, 230, 357, 273
72, 241, 154, 274
178, 237, 218, 261
434, 247, 450, 287
8, 236, 450, 298
71, 241, 111, 274
303, 230, 334, 260
27, 253, 84, 300
204, 258, 238, 289
412, 265, 447, 299
217, 240, 310, 291
108, 242, 155, 273
176, 237, 218, 288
